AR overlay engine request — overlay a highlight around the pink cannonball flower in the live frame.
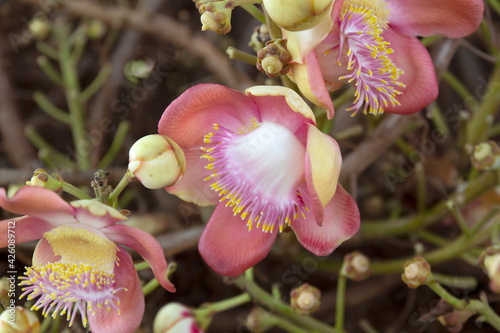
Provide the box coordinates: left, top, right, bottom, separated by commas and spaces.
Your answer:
0, 186, 175, 333
158, 84, 360, 276
283, 0, 484, 117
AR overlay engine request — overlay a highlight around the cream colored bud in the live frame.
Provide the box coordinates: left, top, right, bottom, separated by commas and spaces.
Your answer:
153, 303, 202, 333
263, 0, 334, 31
28, 18, 49, 40
0, 306, 40, 333
343, 251, 371, 281
261, 56, 283, 75
401, 256, 431, 288
482, 248, 500, 293
290, 284, 321, 315
128, 135, 186, 189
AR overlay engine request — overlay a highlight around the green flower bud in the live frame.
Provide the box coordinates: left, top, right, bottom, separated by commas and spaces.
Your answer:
199, 2, 232, 34
28, 18, 49, 40
256, 39, 291, 78
471, 141, 500, 170
128, 135, 186, 189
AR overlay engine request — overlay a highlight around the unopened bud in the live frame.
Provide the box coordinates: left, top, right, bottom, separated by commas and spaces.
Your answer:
249, 25, 271, 52
256, 39, 291, 78
87, 19, 106, 40
342, 251, 370, 281
263, 0, 334, 31
129, 135, 186, 189
153, 303, 202, 333
479, 246, 500, 293
245, 308, 275, 332
0, 306, 40, 333
437, 308, 476, 333
471, 141, 500, 170
199, 2, 232, 34
290, 284, 321, 315
26, 169, 63, 193
28, 18, 50, 40
402, 256, 431, 288
124, 59, 155, 84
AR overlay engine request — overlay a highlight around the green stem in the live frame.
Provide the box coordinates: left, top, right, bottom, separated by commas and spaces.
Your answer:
108, 172, 133, 206
466, 61, 500, 145
415, 163, 426, 216
37, 56, 63, 86
98, 121, 130, 169
39, 315, 53, 333
333, 125, 363, 141
226, 46, 258, 65
240, 4, 266, 23
447, 201, 471, 238
488, 0, 500, 16
420, 35, 442, 47
80, 64, 112, 103
425, 274, 500, 330
33, 91, 70, 124
55, 25, 90, 170
429, 103, 450, 136
197, 293, 251, 314
134, 261, 150, 271
442, 70, 476, 103
273, 316, 310, 333
142, 277, 160, 296
361, 172, 497, 238
62, 182, 92, 200
233, 275, 338, 333
24, 125, 75, 168
431, 272, 477, 290
335, 274, 347, 332
36, 41, 58, 60
49, 312, 61, 333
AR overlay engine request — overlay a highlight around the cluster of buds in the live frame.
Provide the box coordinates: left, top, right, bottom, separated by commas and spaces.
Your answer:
479, 245, 500, 293
401, 256, 431, 288
196, 0, 233, 34
290, 284, 321, 315
470, 141, 500, 170
256, 39, 291, 78
0, 306, 40, 333
342, 251, 371, 281
262, 0, 334, 31
153, 303, 203, 333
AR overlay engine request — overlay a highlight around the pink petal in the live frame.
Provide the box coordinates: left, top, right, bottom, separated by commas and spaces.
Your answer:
386, 0, 483, 38
0, 216, 58, 248
290, 52, 335, 118
32, 238, 60, 266
198, 203, 277, 276
383, 28, 438, 114
0, 187, 75, 225
291, 184, 360, 256
304, 124, 342, 226
88, 248, 144, 333
104, 224, 176, 292
158, 84, 260, 149
70, 200, 127, 229
165, 146, 219, 206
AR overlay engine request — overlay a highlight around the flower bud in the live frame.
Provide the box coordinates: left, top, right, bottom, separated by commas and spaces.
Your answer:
249, 25, 271, 53
290, 284, 321, 315
437, 308, 476, 333
262, 0, 334, 31
124, 59, 155, 84
479, 246, 500, 293
470, 141, 500, 170
87, 19, 106, 40
153, 303, 202, 333
25, 169, 63, 193
245, 307, 275, 332
401, 256, 431, 288
28, 18, 49, 40
342, 251, 371, 281
256, 39, 291, 78
129, 135, 186, 189
199, 2, 232, 34
0, 306, 40, 333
